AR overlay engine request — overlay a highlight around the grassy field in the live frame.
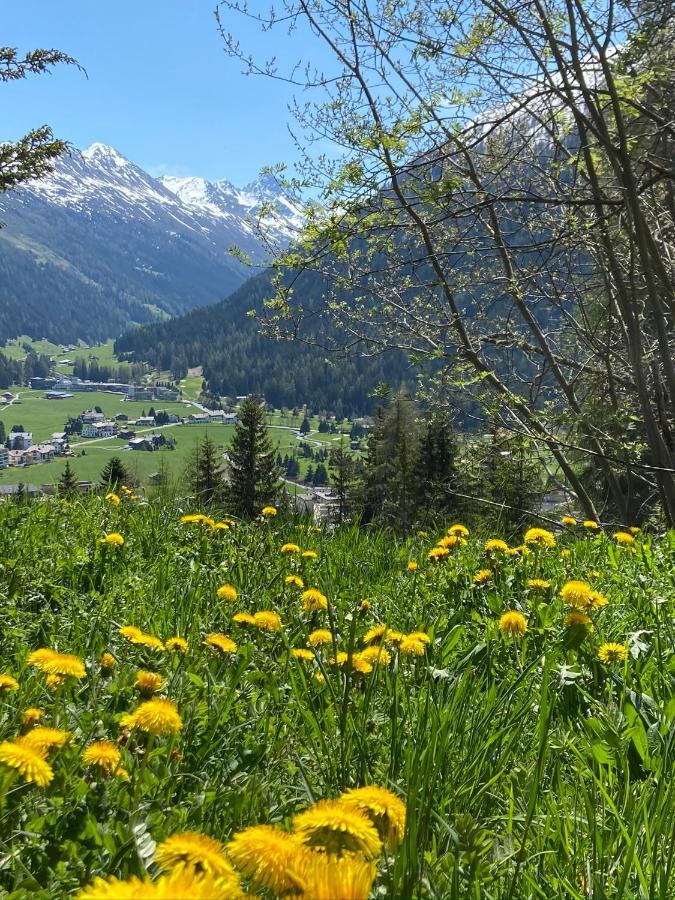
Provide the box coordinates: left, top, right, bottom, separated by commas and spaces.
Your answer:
0, 497, 671, 898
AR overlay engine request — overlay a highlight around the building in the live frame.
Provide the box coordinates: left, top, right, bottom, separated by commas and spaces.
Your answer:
119, 429, 136, 440
0, 447, 9, 469
81, 409, 105, 424
50, 433, 69, 455
44, 391, 74, 400
1, 391, 13, 403
23, 444, 56, 464
127, 385, 154, 401
81, 421, 118, 438
129, 434, 166, 451
135, 416, 156, 427
8, 432, 32, 451
0, 484, 41, 500
154, 386, 179, 401
182, 413, 209, 425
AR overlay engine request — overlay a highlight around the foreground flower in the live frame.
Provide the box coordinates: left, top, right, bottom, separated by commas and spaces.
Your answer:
297, 852, 377, 900
252, 611, 283, 632
498, 611, 528, 637
118, 626, 165, 652
232, 612, 256, 626
165, 637, 188, 653
76, 869, 243, 899
340, 785, 407, 850
226, 825, 305, 895
527, 578, 551, 590
0, 674, 19, 692
583, 520, 599, 530
261, 506, 277, 517
82, 741, 127, 777
204, 633, 238, 655
302, 549, 318, 559
135, 670, 164, 697
155, 831, 237, 879
598, 642, 629, 664
614, 531, 635, 546
523, 527, 556, 548
406, 561, 418, 572
357, 645, 392, 666
588, 590, 609, 608
473, 569, 492, 585
293, 800, 382, 858
308, 628, 333, 647
561, 515, 577, 526
291, 648, 315, 661
27, 648, 86, 679
301, 588, 328, 613
399, 636, 426, 657
100, 652, 116, 675
217, 584, 238, 603
105, 492, 121, 506
99, 532, 124, 546
448, 524, 469, 536
285, 574, 304, 589
19, 726, 71, 753
120, 698, 183, 735
560, 580, 592, 608
427, 546, 449, 562
436, 535, 460, 550
362, 625, 387, 645
485, 539, 509, 554
0, 740, 53, 786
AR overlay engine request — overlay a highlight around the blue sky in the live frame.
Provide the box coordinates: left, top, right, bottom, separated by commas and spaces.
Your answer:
3, 0, 318, 185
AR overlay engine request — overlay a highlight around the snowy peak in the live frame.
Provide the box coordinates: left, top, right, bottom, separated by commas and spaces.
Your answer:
81, 142, 131, 168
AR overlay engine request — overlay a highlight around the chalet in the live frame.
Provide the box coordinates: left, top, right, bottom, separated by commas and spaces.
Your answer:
81, 421, 118, 438
50, 433, 69, 455
182, 413, 209, 425
82, 409, 105, 424
8, 432, 32, 451
44, 391, 74, 400
129, 434, 166, 451
135, 416, 156, 427
119, 429, 136, 440
23, 444, 56, 464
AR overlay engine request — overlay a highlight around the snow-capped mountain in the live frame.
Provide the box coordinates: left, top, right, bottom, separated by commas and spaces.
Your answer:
0, 143, 302, 344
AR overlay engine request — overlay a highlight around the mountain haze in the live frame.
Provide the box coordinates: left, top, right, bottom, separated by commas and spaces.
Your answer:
0, 144, 301, 343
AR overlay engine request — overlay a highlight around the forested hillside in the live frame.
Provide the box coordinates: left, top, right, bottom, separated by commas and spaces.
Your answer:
115, 268, 412, 416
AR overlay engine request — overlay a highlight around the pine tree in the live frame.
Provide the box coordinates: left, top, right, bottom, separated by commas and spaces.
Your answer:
225, 397, 280, 518
313, 462, 328, 486
58, 460, 78, 496
417, 415, 458, 521
186, 433, 224, 504
99, 456, 133, 491
329, 439, 356, 525
299, 415, 311, 435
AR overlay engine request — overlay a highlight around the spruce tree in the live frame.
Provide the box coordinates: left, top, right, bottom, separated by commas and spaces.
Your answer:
329, 439, 356, 525
186, 433, 224, 504
299, 415, 311, 435
418, 415, 458, 521
58, 460, 78, 496
99, 456, 133, 491
225, 397, 280, 518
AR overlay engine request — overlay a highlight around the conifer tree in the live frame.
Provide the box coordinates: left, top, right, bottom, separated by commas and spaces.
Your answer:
99, 456, 133, 491
329, 439, 357, 525
225, 397, 279, 518
186, 433, 224, 505
58, 460, 78, 496
417, 416, 458, 521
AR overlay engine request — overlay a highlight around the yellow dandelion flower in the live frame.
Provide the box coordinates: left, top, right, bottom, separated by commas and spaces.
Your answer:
362, 624, 387, 644
498, 611, 528, 637
100, 532, 124, 546
100, 652, 116, 675
261, 506, 277, 517
561, 515, 577, 526
406, 631, 431, 645
560, 580, 593, 608
280, 543, 301, 554
180, 513, 203, 524
19, 727, 71, 753
398, 637, 426, 657
583, 520, 599, 530
350, 656, 374, 675
588, 590, 609, 608
385, 630, 405, 646
417, 530, 428, 538
330, 652, 349, 667
82, 741, 124, 775
485, 539, 510, 554
436, 535, 460, 550
614, 531, 635, 546
357, 645, 392, 666
296, 852, 375, 900
21, 708, 44, 727
0, 674, 19, 692
204, 633, 238, 655
291, 648, 315, 661
120, 698, 183, 735
629, 526, 640, 534
252, 611, 283, 632
359, 599, 371, 611
293, 799, 382, 859
285, 574, 304, 588
46, 675, 64, 690
212, 521, 230, 531
165, 637, 188, 653
340, 785, 407, 851
155, 831, 237, 879
232, 612, 256, 626
119, 625, 143, 642
217, 584, 238, 603
105, 492, 121, 506
0, 740, 53, 787
27, 648, 86, 679
406, 561, 418, 571
427, 546, 450, 563
76, 869, 243, 900
448, 524, 469, 536
301, 588, 328, 613
523, 527, 556, 548
527, 578, 551, 590
597, 642, 628, 664
226, 825, 305, 895
473, 569, 492, 584
308, 629, 333, 647
118, 626, 164, 652
561, 548, 571, 559
564, 611, 593, 629
302, 550, 318, 559
135, 670, 164, 697
314, 672, 326, 685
